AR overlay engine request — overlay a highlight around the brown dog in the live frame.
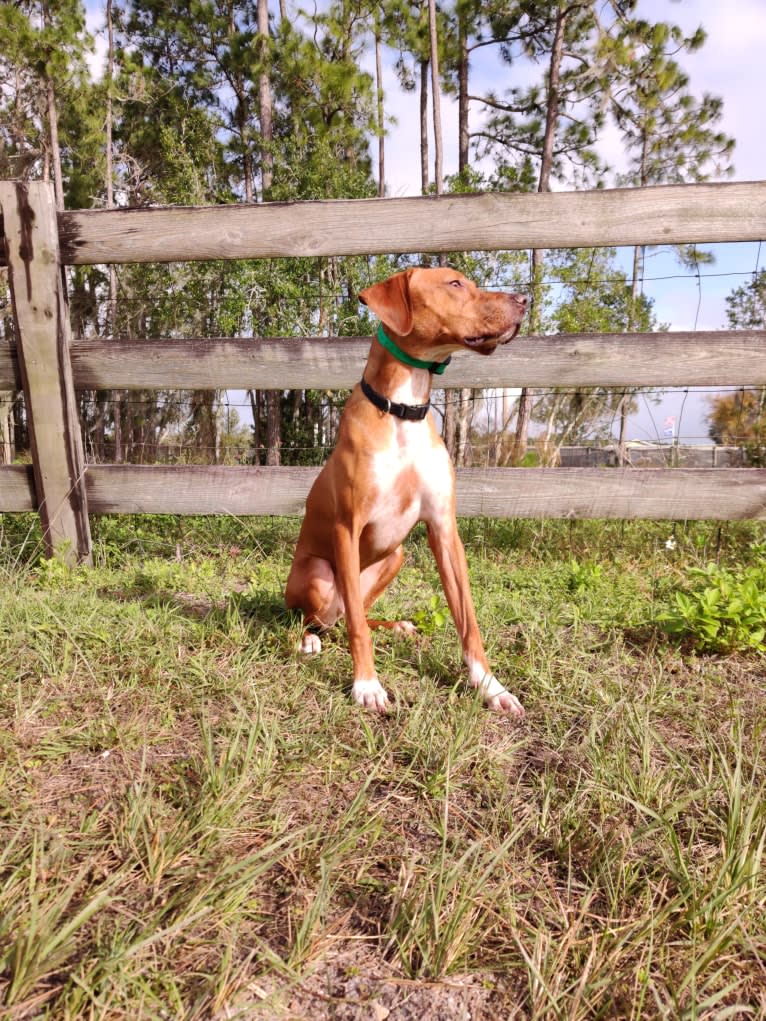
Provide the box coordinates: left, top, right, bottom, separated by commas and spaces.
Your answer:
285, 267, 527, 715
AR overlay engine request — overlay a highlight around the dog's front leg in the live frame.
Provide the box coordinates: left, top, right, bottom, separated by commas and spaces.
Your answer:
333, 522, 390, 712
426, 521, 525, 717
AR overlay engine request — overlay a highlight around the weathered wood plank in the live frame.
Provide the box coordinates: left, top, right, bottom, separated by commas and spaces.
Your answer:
83, 465, 766, 521
56, 182, 766, 265
87, 465, 319, 516
55, 330, 766, 391
0, 465, 36, 511
2, 329, 761, 392
456, 468, 766, 520
0, 181, 92, 563
0, 341, 18, 390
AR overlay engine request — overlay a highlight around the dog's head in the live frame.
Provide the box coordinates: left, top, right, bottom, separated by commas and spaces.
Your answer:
359, 267, 526, 357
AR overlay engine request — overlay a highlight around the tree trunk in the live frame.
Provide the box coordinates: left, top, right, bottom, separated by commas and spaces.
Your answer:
538, 8, 566, 193
249, 389, 260, 463
428, 0, 443, 195
45, 76, 64, 211
511, 7, 568, 465
0, 374, 13, 464
456, 387, 473, 465
0, 405, 12, 464
458, 13, 469, 174
619, 132, 649, 465
105, 0, 123, 464
40, 3, 65, 211
266, 392, 281, 465
443, 392, 457, 461
0, 296, 13, 462
257, 0, 273, 199
191, 391, 218, 463
419, 58, 429, 193
375, 15, 385, 197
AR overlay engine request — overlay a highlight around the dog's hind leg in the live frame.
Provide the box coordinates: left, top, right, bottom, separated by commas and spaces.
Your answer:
285, 553, 343, 655
361, 546, 416, 635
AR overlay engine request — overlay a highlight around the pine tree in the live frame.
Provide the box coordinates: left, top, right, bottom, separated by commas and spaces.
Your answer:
386, 0, 435, 193
530, 247, 656, 463
474, 2, 607, 464
707, 271, 766, 465
604, 15, 735, 462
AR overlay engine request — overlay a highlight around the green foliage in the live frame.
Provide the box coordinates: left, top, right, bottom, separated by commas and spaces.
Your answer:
606, 16, 734, 187
479, 4, 607, 188
410, 593, 448, 634
32, 553, 83, 590
0, 0, 740, 475
526, 247, 658, 452
659, 562, 766, 653
566, 558, 603, 593
726, 270, 766, 332
545, 247, 655, 336
0, 0, 101, 201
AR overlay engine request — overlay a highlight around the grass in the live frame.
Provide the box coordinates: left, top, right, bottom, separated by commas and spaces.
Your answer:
0, 514, 765, 1019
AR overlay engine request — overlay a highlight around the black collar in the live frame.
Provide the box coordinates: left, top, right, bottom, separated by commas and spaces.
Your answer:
360, 376, 430, 421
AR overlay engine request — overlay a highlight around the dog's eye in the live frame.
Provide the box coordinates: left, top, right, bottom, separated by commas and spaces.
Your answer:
449, 279, 463, 288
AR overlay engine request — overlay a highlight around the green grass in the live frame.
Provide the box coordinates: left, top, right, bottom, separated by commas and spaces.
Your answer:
1, 514, 765, 1019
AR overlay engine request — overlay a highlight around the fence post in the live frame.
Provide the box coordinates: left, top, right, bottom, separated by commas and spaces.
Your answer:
0, 181, 92, 564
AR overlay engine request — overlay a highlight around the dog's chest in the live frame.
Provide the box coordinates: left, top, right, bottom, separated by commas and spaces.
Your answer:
363, 422, 452, 551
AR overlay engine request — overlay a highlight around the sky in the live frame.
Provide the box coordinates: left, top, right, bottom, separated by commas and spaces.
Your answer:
84, 0, 766, 445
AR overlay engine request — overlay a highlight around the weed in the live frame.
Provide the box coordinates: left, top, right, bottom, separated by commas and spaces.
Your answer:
410, 594, 449, 634
658, 561, 766, 653
567, 557, 604, 593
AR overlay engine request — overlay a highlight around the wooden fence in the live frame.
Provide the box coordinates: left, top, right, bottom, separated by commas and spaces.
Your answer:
1, 179, 765, 564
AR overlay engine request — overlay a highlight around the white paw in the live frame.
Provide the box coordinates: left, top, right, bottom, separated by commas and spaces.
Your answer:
484, 687, 525, 718
352, 678, 390, 713
465, 659, 525, 718
300, 631, 322, 655
391, 620, 417, 636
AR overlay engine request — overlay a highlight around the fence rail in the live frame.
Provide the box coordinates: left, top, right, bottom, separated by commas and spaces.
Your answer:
1, 179, 765, 563
4, 465, 765, 521
2, 330, 766, 391
27, 180, 766, 264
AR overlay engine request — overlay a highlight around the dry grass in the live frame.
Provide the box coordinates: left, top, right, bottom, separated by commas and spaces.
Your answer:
0, 515, 765, 1020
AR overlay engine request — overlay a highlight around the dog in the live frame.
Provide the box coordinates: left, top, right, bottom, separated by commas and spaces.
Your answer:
285, 266, 527, 715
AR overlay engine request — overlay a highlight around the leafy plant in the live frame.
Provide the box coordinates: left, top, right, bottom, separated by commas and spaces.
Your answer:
567, 558, 604, 593
410, 594, 448, 634
658, 562, 766, 653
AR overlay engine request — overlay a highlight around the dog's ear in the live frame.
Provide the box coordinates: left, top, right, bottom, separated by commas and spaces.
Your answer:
358, 270, 414, 336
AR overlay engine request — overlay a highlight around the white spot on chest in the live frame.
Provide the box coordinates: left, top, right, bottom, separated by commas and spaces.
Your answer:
363, 418, 453, 556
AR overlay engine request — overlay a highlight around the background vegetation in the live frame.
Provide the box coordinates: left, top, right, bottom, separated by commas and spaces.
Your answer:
1, 0, 762, 470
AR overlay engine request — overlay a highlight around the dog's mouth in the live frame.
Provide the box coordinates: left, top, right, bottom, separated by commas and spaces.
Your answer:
463, 322, 522, 354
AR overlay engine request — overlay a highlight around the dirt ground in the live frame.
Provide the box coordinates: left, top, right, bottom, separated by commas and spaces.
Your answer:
222, 941, 526, 1020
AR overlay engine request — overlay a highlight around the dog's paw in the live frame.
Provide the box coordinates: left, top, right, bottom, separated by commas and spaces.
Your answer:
391, 620, 417, 637
352, 678, 390, 713
484, 688, 525, 718
300, 631, 322, 655
468, 666, 525, 719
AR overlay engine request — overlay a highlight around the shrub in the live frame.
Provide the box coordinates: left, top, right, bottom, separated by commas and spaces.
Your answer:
658, 562, 766, 653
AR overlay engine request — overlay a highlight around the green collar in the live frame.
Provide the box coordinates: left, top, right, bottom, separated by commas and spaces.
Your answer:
376, 324, 451, 375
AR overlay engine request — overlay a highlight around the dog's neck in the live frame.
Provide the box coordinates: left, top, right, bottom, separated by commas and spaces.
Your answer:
364, 333, 436, 408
